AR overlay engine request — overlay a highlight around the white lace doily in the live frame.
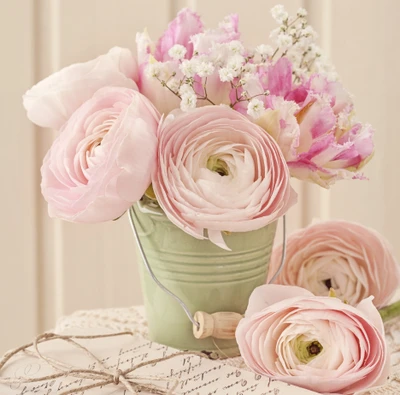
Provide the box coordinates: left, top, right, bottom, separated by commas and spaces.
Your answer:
55, 306, 400, 394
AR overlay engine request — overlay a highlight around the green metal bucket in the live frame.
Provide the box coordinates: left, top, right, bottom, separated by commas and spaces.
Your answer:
131, 201, 277, 356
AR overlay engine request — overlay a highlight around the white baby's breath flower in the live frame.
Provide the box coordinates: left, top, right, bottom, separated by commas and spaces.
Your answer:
226, 54, 245, 77
239, 72, 252, 86
297, 7, 308, 17
179, 59, 198, 77
270, 27, 285, 44
180, 92, 197, 111
168, 44, 187, 60
241, 63, 257, 74
145, 62, 162, 78
247, 98, 265, 119
196, 61, 215, 77
277, 34, 293, 49
228, 40, 245, 54
167, 78, 180, 92
219, 67, 235, 82
179, 84, 195, 96
255, 44, 274, 58
303, 25, 317, 39
271, 5, 289, 24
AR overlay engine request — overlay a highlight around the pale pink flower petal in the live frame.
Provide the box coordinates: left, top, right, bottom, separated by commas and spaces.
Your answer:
23, 47, 138, 130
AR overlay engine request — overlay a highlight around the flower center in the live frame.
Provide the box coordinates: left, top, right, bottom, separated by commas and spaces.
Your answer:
307, 341, 323, 356
291, 336, 323, 364
324, 279, 332, 289
206, 156, 229, 176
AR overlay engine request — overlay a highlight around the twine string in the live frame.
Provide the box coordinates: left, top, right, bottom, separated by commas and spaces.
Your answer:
0, 331, 205, 395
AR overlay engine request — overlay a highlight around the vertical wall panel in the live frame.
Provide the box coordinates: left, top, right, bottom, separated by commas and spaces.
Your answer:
0, 1, 38, 354
327, 1, 393, 249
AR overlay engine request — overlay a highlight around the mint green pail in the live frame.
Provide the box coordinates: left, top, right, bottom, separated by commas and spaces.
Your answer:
130, 201, 277, 356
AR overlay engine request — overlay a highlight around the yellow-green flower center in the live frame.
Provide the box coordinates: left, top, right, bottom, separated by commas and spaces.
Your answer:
207, 156, 229, 176
291, 336, 323, 364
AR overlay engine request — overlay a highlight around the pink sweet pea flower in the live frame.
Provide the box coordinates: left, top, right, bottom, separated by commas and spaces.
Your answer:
152, 106, 297, 250
268, 220, 400, 308
23, 47, 138, 130
236, 284, 390, 395
41, 87, 160, 223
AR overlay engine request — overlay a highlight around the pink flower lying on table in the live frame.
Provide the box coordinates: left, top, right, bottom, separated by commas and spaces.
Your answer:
41, 87, 160, 223
152, 105, 297, 250
268, 220, 400, 308
23, 47, 138, 130
236, 284, 389, 395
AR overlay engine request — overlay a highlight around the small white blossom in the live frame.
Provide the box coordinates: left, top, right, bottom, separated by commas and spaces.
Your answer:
255, 44, 274, 58
167, 78, 180, 92
239, 73, 252, 86
277, 33, 293, 49
297, 7, 308, 17
219, 68, 235, 82
271, 5, 289, 24
179, 59, 198, 77
226, 54, 245, 77
241, 63, 257, 74
179, 84, 195, 96
180, 92, 197, 111
228, 40, 245, 54
303, 25, 317, 39
247, 98, 265, 119
269, 27, 285, 43
168, 44, 187, 60
145, 62, 162, 78
196, 61, 215, 77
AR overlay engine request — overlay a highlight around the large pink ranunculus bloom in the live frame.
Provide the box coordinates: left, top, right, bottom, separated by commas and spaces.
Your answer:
268, 220, 400, 308
41, 87, 160, 223
241, 58, 374, 187
236, 284, 389, 395
152, 105, 297, 250
136, 9, 237, 115
23, 47, 138, 130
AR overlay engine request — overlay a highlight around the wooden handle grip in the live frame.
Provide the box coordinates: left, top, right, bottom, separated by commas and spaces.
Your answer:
193, 311, 243, 340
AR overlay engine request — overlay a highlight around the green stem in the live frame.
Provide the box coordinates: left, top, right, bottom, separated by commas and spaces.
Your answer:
379, 300, 400, 323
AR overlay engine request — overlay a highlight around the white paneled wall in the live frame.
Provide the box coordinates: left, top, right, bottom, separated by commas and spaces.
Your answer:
1, 0, 399, 354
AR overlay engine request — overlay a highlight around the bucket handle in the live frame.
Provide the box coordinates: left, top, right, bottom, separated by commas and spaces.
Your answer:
128, 206, 287, 334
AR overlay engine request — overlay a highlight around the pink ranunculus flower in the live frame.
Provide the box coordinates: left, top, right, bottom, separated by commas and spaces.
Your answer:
268, 220, 400, 308
236, 284, 389, 395
41, 87, 160, 223
152, 106, 297, 250
23, 47, 138, 130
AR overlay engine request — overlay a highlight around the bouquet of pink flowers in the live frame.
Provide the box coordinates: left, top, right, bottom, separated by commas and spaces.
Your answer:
24, 6, 373, 249
23, 4, 392, 395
